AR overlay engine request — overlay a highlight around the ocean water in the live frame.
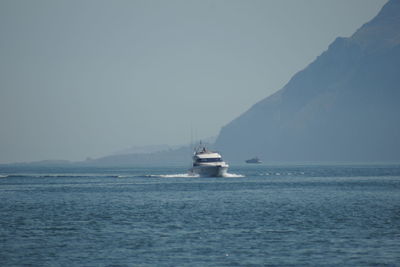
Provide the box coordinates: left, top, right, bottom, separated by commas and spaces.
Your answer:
1, 164, 400, 266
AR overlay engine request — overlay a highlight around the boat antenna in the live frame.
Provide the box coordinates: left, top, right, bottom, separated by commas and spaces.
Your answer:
190, 123, 193, 151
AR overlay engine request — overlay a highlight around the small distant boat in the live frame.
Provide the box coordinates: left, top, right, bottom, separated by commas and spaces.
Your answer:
245, 157, 262, 164
189, 143, 229, 177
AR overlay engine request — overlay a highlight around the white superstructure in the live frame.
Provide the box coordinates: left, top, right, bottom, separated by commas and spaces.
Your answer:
189, 143, 229, 177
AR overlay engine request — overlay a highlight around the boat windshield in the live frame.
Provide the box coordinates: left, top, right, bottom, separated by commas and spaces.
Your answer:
196, 158, 222, 163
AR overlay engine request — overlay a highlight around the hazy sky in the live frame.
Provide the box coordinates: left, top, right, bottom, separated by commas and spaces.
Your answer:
0, 0, 387, 163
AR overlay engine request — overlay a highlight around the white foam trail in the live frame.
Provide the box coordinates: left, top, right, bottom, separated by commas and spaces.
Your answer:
146, 172, 244, 178
148, 173, 200, 178
222, 172, 245, 178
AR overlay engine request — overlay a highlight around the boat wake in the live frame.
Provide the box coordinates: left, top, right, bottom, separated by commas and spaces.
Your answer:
146, 173, 200, 178
0, 172, 244, 179
222, 172, 245, 178
144, 172, 244, 178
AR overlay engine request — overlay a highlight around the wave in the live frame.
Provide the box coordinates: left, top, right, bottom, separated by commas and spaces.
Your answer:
1, 174, 121, 179
0, 172, 244, 179
0, 173, 199, 179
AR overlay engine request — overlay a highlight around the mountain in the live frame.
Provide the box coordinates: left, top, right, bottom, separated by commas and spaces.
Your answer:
84, 139, 216, 166
85, 146, 191, 166
111, 144, 175, 156
215, 0, 400, 163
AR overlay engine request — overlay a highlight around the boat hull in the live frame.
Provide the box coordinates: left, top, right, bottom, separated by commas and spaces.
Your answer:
191, 165, 228, 177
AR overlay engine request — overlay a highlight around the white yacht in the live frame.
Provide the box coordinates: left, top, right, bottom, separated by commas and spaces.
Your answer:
189, 143, 229, 177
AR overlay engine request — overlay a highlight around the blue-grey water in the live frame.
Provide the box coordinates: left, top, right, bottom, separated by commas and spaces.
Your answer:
1, 164, 400, 266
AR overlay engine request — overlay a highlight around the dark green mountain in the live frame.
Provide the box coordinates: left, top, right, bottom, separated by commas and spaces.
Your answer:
216, 0, 400, 163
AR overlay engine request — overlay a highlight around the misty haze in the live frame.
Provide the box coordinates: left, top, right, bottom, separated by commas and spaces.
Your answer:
0, 0, 392, 164
1, 1, 400, 266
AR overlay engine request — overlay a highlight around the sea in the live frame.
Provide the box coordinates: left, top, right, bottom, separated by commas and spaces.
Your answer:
1, 164, 399, 266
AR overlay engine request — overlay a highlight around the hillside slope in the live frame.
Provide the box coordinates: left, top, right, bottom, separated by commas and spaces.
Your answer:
215, 0, 400, 163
